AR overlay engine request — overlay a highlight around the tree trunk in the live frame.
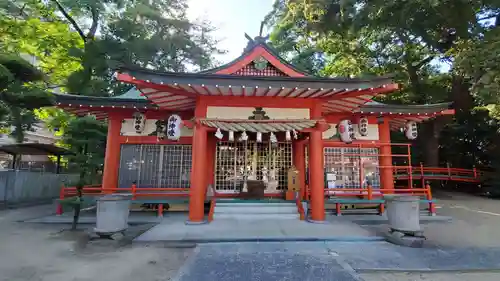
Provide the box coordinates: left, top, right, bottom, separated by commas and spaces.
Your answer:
420, 116, 450, 166
450, 75, 474, 120
71, 204, 81, 231
420, 123, 439, 166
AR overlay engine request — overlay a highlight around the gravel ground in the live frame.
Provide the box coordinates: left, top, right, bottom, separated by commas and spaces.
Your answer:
361, 191, 500, 248
359, 191, 500, 281
3, 191, 500, 281
360, 272, 500, 281
0, 205, 192, 281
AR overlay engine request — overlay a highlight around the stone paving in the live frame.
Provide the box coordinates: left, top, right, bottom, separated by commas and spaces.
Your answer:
134, 217, 379, 243
173, 241, 500, 281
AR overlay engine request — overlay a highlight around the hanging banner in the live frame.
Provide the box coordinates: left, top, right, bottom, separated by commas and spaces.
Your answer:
166, 114, 182, 140
132, 112, 146, 134
357, 117, 369, 136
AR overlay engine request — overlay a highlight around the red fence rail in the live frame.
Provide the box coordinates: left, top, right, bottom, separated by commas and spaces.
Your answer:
394, 164, 481, 183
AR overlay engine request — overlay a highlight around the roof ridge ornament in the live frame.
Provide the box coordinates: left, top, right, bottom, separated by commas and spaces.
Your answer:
244, 21, 270, 52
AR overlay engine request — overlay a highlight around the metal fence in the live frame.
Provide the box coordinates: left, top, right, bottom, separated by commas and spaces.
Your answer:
324, 147, 381, 188
118, 144, 193, 188
0, 170, 79, 207
215, 141, 293, 193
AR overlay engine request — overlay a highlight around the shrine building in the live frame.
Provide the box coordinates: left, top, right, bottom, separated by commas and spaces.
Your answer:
54, 37, 454, 223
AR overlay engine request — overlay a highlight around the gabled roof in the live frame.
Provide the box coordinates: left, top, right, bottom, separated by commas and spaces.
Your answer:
116, 68, 398, 113
357, 102, 455, 130
199, 36, 309, 77
53, 88, 156, 120
0, 143, 74, 156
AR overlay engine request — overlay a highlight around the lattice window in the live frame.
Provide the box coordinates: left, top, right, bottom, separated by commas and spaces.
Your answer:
323, 147, 381, 189
233, 62, 287, 77
215, 141, 292, 192
118, 144, 192, 188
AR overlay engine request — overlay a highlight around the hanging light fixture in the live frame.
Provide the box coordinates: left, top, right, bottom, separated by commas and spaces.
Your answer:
256, 132, 262, 142
229, 131, 234, 142
215, 128, 223, 140
285, 130, 291, 141
270, 132, 277, 143
239, 131, 248, 141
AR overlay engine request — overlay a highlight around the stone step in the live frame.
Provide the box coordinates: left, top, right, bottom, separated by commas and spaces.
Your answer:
215, 213, 300, 220
214, 205, 297, 214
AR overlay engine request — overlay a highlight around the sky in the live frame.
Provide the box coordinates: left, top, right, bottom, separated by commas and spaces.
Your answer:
186, 0, 275, 64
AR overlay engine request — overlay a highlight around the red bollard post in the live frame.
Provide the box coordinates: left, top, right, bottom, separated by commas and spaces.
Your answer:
56, 184, 64, 215
367, 183, 373, 200
131, 182, 137, 200
425, 181, 436, 216
157, 204, 164, 217
335, 203, 341, 216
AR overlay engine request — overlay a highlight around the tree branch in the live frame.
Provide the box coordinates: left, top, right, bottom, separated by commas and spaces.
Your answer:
51, 0, 87, 42
86, 5, 99, 40
413, 55, 435, 69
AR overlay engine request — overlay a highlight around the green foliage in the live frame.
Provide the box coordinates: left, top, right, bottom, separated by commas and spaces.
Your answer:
266, 0, 500, 186
0, 7, 81, 143
62, 116, 107, 182
0, 52, 54, 142
46, 0, 224, 96
0, 53, 42, 88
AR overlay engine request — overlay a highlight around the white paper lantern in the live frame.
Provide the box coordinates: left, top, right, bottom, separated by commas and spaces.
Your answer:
405, 121, 418, 140
215, 128, 223, 140
338, 119, 354, 144
358, 117, 369, 136
256, 132, 262, 142
132, 112, 146, 134
285, 130, 291, 141
229, 131, 234, 141
239, 131, 248, 141
166, 114, 182, 140
270, 132, 277, 143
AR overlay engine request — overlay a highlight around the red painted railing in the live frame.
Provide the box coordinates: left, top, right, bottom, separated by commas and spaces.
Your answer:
323, 183, 436, 216
56, 184, 191, 216
394, 164, 481, 183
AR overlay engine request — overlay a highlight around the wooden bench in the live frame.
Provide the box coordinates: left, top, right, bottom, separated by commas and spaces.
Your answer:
324, 198, 437, 216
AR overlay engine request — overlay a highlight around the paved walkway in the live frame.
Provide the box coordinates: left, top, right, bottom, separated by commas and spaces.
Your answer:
173, 241, 500, 281
134, 216, 380, 242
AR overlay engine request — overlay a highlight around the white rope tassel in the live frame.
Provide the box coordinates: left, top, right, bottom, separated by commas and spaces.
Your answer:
239, 131, 248, 141
229, 131, 234, 141
270, 132, 277, 143
256, 132, 262, 142
215, 128, 223, 140
285, 130, 291, 141
292, 129, 298, 139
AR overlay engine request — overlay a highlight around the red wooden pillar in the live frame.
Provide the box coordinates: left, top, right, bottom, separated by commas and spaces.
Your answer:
309, 130, 325, 221
378, 117, 395, 192
188, 123, 208, 223
292, 140, 306, 199
309, 103, 325, 222
205, 135, 216, 192
102, 113, 122, 193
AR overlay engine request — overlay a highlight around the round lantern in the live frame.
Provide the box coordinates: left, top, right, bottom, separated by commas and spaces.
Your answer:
166, 114, 182, 140
404, 121, 418, 140
358, 117, 369, 136
338, 119, 354, 143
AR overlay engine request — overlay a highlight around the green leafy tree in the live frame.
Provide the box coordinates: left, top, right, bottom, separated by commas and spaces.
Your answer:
49, 0, 224, 96
1, 3, 81, 143
60, 116, 107, 229
0, 53, 53, 143
266, 0, 500, 171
